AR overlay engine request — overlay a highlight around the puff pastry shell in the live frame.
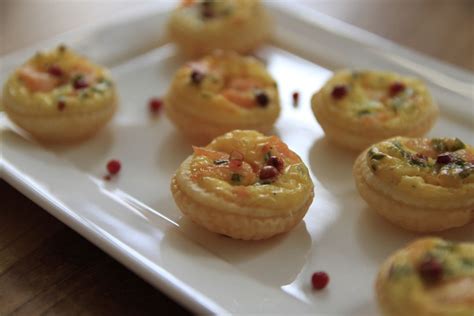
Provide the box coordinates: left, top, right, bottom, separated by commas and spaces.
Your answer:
2, 45, 117, 143
167, 0, 270, 56
171, 130, 314, 240
353, 136, 474, 232
312, 70, 438, 151
165, 51, 280, 144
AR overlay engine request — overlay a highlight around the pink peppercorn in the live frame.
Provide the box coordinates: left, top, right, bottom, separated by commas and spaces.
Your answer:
418, 257, 443, 283
311, 271, 330, 290
48, 65, 64, 77
259, 165, 279, 180
389, 82, 406, 96
106, 160, 121, 175
149, 98, 163, 114
292, 91, 299, 106
331, 85, 348, 100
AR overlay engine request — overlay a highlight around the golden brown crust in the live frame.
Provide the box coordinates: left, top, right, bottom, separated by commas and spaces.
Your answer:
314, 97, 438, 151
4, 99, 116, 143
165, 97, 273, 145
171, 176, 312, 240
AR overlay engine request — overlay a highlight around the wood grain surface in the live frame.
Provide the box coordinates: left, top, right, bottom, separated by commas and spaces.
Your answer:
1, 1, 473, 315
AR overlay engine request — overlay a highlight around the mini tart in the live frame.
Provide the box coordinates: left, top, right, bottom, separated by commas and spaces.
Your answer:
376, 238, 474, 316
171, 130, 314, 240
354, 136, 474, 232
311, 70, 438, 151
165, 50, 280, 144
2, 45, 117, 143
167, 0, 270, 56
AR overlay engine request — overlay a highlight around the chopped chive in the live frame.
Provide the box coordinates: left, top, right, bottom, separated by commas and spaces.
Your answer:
231, 173, 241, 183
214, 159, 228, 165
357, 109, 371, 116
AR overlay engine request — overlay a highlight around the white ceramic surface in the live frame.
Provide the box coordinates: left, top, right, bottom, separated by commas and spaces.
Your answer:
1, 2, 473, 315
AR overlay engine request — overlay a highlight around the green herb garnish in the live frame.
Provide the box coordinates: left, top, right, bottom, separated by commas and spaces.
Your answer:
390, 97, 405, 112
388, 264, 412, 280
214, 159, 228, 165
91, 81, 110, 94
459, 164, 473, 179
368, 149, 385, 160
72, 74, 84, 82
79, 91, 90, 99
451, 138, 466, 151
357, 109, 371, 116
431, 138, 465, 152
392, 141, 411, 160
231, 173, 241, 183
351, 71, 361, 80
201, 91, 212, 99
431, 138, 447, 152
409, 156, 428, 167
460, 257, 474, 268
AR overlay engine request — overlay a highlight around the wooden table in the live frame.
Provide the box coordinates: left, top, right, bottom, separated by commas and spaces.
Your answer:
1, 1, 472, 315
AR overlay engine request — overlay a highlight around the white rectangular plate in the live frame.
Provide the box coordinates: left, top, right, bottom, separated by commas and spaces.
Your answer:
1, 2, 473, 315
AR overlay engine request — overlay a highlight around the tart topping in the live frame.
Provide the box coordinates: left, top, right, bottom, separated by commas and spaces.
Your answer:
73, 75, 89, 90
18, 65, 60, 92
388, 264, 412, 280
259, 165, 279, 181
311, 271, 330, 290
436, 153, 452, 165
409, 153, 428, 167
229, 150, 244, 161
368, 148, 386, 160
229, 159, 243, 169
231, 173, 241, 183
367, 148, 386, 171
47, 65, 64, 77
371, 138, 474, 182
191, 134, 303, 187
431, 137, 466, 152
266, 155, 284, 172
17, 47, 108, 94
418, 257, 444, 283
389, 82, 406, 97
255, 90, 270, 107
229, 150, 244, 169
190, 70, 204, 84
213, 159, 228, 165
221, 78, 268, 108
331, 85, 348, 100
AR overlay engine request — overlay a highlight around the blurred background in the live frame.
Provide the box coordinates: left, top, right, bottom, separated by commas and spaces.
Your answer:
1, 0, 473, 71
